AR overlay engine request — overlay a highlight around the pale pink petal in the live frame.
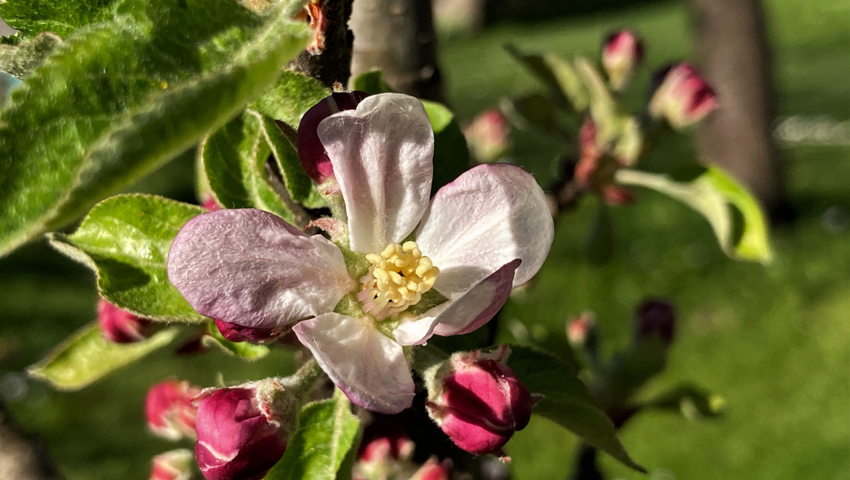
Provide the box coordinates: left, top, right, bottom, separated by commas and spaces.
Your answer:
415, 164, 553, 296
392, 260, 520, 345
293, 313, 415, 414
167, 209, 353, 329
318, 93, 434, 253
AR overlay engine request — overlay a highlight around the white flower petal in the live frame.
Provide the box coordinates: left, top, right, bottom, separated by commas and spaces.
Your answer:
392, 260, 520, 345
167, 209, 353, 329
416, 164, 554, 296
318, 93, 434, 253
294, 313, 415, 414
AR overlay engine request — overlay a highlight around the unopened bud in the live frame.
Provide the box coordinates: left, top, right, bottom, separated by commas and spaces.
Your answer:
214, 319, 282, 344
354, 416, 415, 480
151, 449, 196, 480
602, 30, 644, 91
202, 198, 221, 212
98, 299, 152, 344
567, 312, 598, 348
425, 346, 534, 456
409, 457, 452, 480
464, 108, 512, 164
649, 63, 717, 129
634, 298, 676, 345
297, 92, 369, 184
194, 383, 293, 480
146, 380, 202, 441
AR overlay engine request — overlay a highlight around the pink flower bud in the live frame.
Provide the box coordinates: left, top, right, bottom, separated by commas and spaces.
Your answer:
97, 299, 151, 344
297, 92, 369, 184
634, 298, 676, 345
151, 449, 196, 480
602, 30, 644, 91
194, 387, 289, 480
425, 346, 534, 456
353, 416, 415, 480
409, 457, 452, 480
202, 198, 222, 212
464, 108, 512, 164
146, 380, 202, 441
567, 312, 597, 347
214, 319, 282, 344
649, 63, 718, 129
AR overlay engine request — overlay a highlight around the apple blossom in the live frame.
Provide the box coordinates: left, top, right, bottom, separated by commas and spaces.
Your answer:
146, 380, 202, 441
602, 30, 644, 91
424, 346, 534, 456
168, 93, 554, 414
98, 299, 152, 344
649, 63, 718, 129
194, 386, 290, 480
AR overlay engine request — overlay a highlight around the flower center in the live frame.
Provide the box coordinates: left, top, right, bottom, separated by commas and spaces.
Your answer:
356, 241, 440, 320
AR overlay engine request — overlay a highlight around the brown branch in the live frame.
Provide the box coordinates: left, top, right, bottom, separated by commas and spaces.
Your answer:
291, 0, 356, 88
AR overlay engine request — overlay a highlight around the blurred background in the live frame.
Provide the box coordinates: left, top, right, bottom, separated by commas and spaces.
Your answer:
0, 0, 848, 478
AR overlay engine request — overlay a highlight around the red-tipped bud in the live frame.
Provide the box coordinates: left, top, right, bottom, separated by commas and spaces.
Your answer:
354, 416, 415, 480
634, 298, 676, 345
409, 457, 452, 480
567, 312, 598, 348
151, 449, 196, 480
214, 319, 282, 344
297, 92, 369, 184
202, 198, 222, 212
425, 346, 534, 456
97, 299, 151, 344
194, 385, 291, 480
146, 380, 202, 441
602, 30, 644, 91
649, 63, 717, 129
464, 108, 512, 164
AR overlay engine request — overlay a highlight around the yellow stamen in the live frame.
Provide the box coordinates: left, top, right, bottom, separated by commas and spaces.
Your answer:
356, 241, 440, 320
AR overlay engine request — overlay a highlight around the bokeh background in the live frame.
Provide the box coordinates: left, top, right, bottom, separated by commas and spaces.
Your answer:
1, 0, 848, 478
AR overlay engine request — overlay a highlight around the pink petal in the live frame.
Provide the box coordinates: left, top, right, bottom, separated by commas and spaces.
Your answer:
167, 209, 353, 329
416, 164, 553, 296
393, 260, 520, 346
318, 93, 434, 253
293, 313, 415, 414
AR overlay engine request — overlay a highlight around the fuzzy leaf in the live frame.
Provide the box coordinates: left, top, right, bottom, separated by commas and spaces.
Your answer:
421, 100, 471, 193
28, 322, 180, 390
201, 110, 297, 221
265, 392, 361, 480
202, 322, 270, 361
0, 0, 116, 41
48, 194, 207, 322
259, 114, 324, 209
506, 345, 645, 473
0, 0, 310, 258
251, 70, 330, 128
615, 164, 773, 263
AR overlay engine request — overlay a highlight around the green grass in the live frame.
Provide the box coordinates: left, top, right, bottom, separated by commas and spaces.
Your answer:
1, 0, 848, 478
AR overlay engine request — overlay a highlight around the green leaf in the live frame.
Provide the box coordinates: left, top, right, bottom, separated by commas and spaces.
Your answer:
348, 70, 393, 96
421, 100, 471, 193
604, 336, 668, 402
0, 0, 310, 258
0, 33, 62, 78
201, 110, 297, 221
0, 0, 116, 41
259, 114, 325, 209
28, 322, 180, 390
499, 93, 564, 141
506, 345, 646, 473
265, 392, 361, 480
643, 383, 726, 420
504, 45, 588, 113
48, 194, 207, 322
615, 165, 773, 263
202, 322, 270, 361
252, 70, 330, 128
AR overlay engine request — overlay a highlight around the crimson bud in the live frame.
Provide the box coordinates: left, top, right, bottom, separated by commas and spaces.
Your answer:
151, 449, 196, 480
98, 299, 151, 344
649, 63, 718, 129
602, 30, 644, 91
146, 380, 202, 441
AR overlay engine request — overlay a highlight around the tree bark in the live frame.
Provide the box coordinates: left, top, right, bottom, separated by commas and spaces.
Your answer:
688, 0, 789, 217
0, 400, 63, 480
349, 0, 444, 102
291, 0, 356, 88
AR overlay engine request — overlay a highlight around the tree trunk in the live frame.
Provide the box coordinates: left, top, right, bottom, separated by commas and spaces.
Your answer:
350, 0, 444, 102
0, 400, 63, 480
688, 0, 789, 218
291, 0, 356, 88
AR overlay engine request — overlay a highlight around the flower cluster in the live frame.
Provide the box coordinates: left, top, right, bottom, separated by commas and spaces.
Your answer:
168, 93, 554, 415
